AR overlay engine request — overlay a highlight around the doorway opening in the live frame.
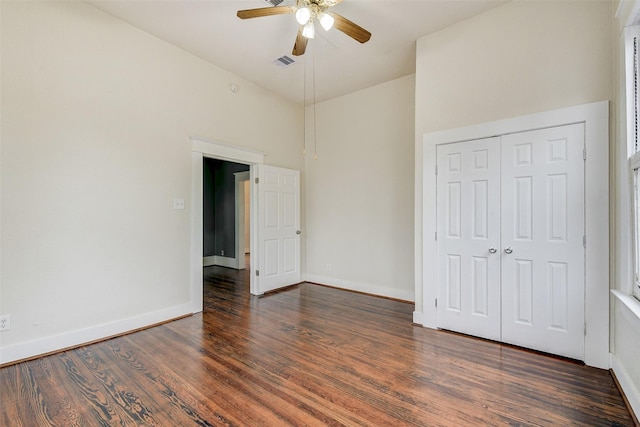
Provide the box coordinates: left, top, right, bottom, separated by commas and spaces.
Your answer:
202, 158, 250, 270
190, 137, 265, 313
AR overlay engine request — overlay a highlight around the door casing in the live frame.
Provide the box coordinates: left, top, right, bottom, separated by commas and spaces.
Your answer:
190, 137, 265, 308
235, 171, 250, 270
419, 101, 610, 369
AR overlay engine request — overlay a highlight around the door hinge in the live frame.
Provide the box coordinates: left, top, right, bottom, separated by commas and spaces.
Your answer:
583, 235, 586, 248
435, 298, 438, 308
435, 165, 438, 175
583, 148, 587, 160
584, 323, 587, 336
255, 177, 259, 184
256, 270, 260, 276
435, 232, 437, 241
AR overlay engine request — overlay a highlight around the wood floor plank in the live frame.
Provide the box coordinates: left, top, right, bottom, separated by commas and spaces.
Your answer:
0, 365, 25, 427
0, 260, 635, 426
57, 350, 128, 426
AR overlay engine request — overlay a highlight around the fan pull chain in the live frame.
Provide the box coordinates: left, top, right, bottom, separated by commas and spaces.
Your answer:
302, 51, 307, 156
312, 45, 318, 160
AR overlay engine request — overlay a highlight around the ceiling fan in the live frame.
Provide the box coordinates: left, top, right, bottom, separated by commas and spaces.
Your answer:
237, 0, 371, 56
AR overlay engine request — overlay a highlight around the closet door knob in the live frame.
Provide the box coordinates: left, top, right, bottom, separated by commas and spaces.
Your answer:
489, 247, 497, 254
504, 247, 513, 254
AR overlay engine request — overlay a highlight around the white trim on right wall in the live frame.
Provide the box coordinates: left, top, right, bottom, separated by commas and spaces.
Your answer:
610, 290, 640, 417
417, 100, 610, 369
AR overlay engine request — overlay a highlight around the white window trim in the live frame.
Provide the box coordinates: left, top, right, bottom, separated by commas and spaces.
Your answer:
625, 26, 640, 155
630, 151, 640, 299
625, 25, 640, 300
610, 9, 640, 421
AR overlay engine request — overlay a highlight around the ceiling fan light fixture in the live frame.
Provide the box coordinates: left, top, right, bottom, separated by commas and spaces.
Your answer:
302, 21, 315, 39
318, 12, 334, 31
295, 7, 311, 25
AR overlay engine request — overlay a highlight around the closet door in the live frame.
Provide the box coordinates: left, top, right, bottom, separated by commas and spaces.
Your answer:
436, 138, 501, 341
500, 124, 585, 360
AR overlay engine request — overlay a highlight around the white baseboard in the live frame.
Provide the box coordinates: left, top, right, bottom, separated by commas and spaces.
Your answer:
0, 303, 193, 365
611, 353, 640, 421
304, 274, 414, 302
203, 256, 238, 269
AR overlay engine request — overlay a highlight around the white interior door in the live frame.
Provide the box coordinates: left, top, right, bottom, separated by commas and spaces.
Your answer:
500, 124, 585, 360
255, 164, 301, 294
436, 124, 585, 360
436, 137, 502, 341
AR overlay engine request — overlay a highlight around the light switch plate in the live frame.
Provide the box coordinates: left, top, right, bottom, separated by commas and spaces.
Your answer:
0, 314, 11, 331
173, 198, 185, 210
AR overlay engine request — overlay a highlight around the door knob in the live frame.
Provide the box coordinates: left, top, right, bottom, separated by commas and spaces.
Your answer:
489, 247, 497, 254
296, 230, 301, 235
504, 247, 513, 254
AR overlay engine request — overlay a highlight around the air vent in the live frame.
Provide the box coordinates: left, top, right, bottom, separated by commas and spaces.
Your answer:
273, 55, 296, 67
265, 0, 283, 5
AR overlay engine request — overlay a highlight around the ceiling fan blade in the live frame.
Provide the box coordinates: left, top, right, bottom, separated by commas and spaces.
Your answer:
237, 6, 295, 19
292, 27, 308, 56
322, 0, 344, 6
331, 13, 371, 44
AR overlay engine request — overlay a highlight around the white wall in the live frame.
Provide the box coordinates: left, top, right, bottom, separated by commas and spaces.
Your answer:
414, 0, 613, 321
0, 1, 303, 363
304, 75, 415, 301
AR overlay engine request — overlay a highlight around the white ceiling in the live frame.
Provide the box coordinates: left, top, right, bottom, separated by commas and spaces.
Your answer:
87, 0, 508, 105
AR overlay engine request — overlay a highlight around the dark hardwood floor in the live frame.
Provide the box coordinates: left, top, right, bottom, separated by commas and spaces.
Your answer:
0, 259, 635, 426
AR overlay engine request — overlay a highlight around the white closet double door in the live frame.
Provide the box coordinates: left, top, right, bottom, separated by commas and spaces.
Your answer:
436, 124, 585, 360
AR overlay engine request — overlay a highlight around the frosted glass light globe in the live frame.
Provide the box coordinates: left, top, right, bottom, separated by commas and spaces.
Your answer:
295, 7, 311, 25
318, 12, 334, 31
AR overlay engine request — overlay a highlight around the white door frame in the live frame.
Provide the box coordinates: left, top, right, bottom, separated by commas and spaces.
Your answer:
191, 137, 265, 312
234, 171, 250, 270
419, 101, 609, 369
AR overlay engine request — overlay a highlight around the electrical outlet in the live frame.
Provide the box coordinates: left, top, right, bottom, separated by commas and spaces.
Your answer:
173, 198, 185, 210
0, 315, 11, 331
221, 250, 224, 256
